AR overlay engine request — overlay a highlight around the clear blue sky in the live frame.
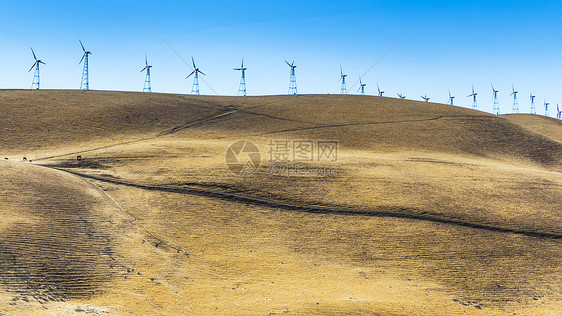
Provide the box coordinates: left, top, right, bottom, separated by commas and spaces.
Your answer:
1, 0, 561, 116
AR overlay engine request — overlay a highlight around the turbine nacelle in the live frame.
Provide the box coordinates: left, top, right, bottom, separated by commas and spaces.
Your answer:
376, 83, 384, 96
468, 85, 478, 98
234, 58, 247, 71
339, 66, 347, 81
141, 54, 152, 72
357, 75, 366, 93
285, 60, 297, 69
79, 40, 92, 64
510, 84, 518, 97
491, 84, 499, 95
29, 48, 46, 72
186, 57, 205, 78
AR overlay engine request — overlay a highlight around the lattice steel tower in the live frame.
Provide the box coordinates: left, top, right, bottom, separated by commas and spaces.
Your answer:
339, 66, 347, 94
285, 60, 298, 95
468, 85, 478, 110
79, 40, 92, 90
358, 75, 366, 95
377, 83, 384, 97
510, 84, 519, 113
234, 58, 247, 96
29, 48, 45, 90
491, 85, 499, 115
530, 92, 536, 114
448, 90, 455, 105
141, 54, 152, 92
187, 57, 205, 95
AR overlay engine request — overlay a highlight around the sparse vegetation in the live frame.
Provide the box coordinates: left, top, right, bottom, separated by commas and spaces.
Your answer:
0, 90, 560, 315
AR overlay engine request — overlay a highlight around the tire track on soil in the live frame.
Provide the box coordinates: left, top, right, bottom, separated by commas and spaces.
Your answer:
41, 166, 562, 240
33, 109, 239, 162
252, 115, 494, 136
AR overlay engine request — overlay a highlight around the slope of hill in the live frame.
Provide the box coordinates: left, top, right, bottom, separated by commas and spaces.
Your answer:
0, 90, 560, 315
504, 113, 562, 144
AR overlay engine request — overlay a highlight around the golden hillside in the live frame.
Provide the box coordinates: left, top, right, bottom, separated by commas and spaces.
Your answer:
0, 90, 560, 315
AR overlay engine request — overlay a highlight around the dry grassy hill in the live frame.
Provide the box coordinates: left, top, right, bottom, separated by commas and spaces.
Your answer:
0, 90, 560, 315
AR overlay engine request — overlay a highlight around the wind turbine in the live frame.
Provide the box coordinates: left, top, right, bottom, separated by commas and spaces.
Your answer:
79, 40, 92, 90
234, 58, 247, 96
29, 48, 45, 90
339, 66, 347, 94
448, 89, 455, 105
141, 54, 152, 92
544, 100, 549, 117
491, 84, 499, 115
285, 60, 298, 95
186, 57, 205, 95
530, 91, 536, 114
397, 93, 406, 99
376, 83, 384, 97
357, 75, 366, 95
510, 84, 519, 113
467, 85, 478, 110
421, 94, 430, 102
557, 104, 562, 119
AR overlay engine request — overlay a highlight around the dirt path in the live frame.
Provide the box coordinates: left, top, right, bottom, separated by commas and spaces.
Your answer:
41, 165, 562, 240
32, 109, 239, 162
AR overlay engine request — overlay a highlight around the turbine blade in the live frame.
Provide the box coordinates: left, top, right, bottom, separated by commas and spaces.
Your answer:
31, 48, 37, 60
191, 56, 196, 69
39, 61, 46, 65
28, 62, 37, 72
285, 60, 291, 67
79, 53, 85, 64
186, 70, 195, 78
241, 58, 244, 68
141, 66, 147, 72
79, 40, 85, 52
199, 70, 206, 76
